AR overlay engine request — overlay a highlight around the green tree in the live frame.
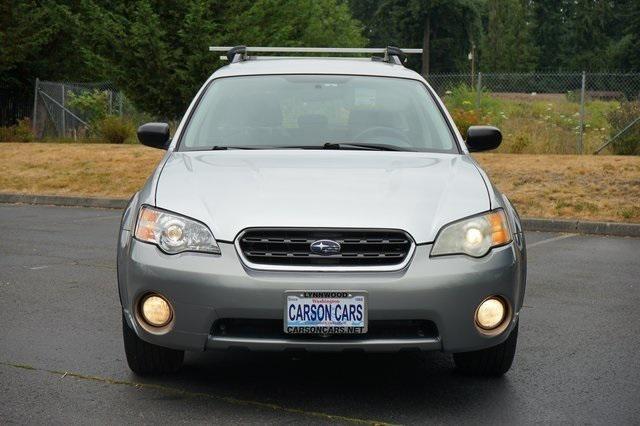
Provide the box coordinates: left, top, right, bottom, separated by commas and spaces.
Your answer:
350, 0, 481, 75
0, 0, 114, 98
564, 0, 617, 71
349, 0, 382, 45
1, 0, 365, 118
625, 0, 640, 69
601, 0, 640, 71
531, 0, 571, 70
531, 0, 638, 71
6, 0, 639, 125
481, 0, 538, 72
226, 0, 366, 47
105, 0, 365, 118
108, 0, 186, 118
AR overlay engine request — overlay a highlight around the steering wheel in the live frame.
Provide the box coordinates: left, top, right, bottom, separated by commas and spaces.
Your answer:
352, 126, 411, 146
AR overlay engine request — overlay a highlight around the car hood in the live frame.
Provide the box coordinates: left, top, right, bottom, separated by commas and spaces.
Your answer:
155, 150, 490, 244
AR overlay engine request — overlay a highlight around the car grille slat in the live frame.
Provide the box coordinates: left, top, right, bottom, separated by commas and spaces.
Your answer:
238, 228, 413, 268
245, 252, 406, 258
212, 319, 439, 340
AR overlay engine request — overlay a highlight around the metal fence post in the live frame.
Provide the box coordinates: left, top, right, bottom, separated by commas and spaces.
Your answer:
476, 72, 482, 111
61, 83, 66, 137
32, 78, 39, 133
578, 71, 586, 154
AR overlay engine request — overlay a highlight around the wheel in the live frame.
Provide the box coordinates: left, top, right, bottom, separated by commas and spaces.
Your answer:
122, 313, 184, 375
453, 322, 518, 376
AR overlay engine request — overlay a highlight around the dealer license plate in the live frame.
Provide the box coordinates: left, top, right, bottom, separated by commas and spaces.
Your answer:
284, 291, 368, 334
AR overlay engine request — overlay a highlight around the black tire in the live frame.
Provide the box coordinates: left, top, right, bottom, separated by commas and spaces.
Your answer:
122, 314, 184, 375
453, 322, 518, 376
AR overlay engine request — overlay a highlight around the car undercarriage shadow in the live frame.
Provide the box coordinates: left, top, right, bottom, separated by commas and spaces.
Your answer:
136, 349, 518, 422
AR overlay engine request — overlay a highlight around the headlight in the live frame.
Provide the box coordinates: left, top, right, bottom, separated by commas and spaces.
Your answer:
431, 209, 511, 257
134, 205, 220, 254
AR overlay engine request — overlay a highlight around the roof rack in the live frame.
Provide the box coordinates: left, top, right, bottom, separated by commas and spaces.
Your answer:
209, 46, 423, 65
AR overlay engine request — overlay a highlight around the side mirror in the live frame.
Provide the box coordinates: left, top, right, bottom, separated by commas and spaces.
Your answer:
466, 126, 502, 152
137, 122, 170, 149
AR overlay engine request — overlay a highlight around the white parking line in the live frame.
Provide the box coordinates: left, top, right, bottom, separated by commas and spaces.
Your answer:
527, 233, 577, 248
29, 265, 49, 270
1, 361, 395, 426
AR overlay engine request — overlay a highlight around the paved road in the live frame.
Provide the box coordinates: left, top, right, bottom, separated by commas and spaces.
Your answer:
0, 204, 638, 425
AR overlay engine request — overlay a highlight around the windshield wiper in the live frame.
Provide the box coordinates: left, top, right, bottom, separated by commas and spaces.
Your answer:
210, 145, 275, 150
322, 142, 414, 151
210, 143, 413, 151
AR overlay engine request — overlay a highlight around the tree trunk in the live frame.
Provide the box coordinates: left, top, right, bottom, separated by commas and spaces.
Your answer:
422, 13, 430, 77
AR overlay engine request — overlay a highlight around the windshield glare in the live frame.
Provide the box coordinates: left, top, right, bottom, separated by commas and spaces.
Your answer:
179, 75, 456, 152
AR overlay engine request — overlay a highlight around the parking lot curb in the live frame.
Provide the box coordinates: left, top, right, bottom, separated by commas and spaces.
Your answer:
520, 218, 640, 237
0, 193, 128, 209
1, 193, 639, 237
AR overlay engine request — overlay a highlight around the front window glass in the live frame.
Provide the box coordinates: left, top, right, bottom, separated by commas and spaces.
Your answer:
179, 75, 456, 152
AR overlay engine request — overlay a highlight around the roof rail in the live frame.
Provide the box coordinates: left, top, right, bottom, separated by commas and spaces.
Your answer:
209, 46, 423, 65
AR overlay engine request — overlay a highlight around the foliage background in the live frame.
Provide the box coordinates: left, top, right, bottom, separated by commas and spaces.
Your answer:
1, 0, 639, 119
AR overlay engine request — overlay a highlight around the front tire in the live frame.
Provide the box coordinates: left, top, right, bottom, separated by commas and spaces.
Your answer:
453, 322, 518, 376
122, 314, 184, 375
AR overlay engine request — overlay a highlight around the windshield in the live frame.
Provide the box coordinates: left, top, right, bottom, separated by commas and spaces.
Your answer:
179, 75, 457, 152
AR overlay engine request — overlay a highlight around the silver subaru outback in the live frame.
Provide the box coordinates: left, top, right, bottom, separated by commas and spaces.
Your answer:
118, 46, 526, 376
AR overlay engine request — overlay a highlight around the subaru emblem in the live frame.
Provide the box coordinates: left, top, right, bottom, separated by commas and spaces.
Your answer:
310, 239, 341, 255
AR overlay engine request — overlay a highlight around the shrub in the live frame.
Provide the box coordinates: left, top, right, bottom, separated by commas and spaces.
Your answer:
565, 90, 579, 103
449, 108, 496, 139
606, 102, 640, 155
66, 90, 110, 123
96, 115, 135, 144
449, 109, 481, 138
0, 118, 34, 142
443, 84, 502, 115
0, 127, 11, 142
444, 84, 476, 110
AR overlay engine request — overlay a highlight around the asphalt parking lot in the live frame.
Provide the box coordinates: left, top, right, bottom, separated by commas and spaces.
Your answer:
0, 203, 639, 424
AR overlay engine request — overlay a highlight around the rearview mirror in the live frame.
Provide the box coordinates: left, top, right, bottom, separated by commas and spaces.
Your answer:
137, 122, 170, 150
465, 126, 502, 152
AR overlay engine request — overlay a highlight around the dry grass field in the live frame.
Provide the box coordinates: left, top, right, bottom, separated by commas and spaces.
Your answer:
1, 143, 638, 222
475, 154, 640, 222
441, 86, 635, 155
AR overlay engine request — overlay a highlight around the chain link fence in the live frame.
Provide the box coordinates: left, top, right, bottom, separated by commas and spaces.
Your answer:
32, 79, 131, 139
5, 72, 640, 154
427, 72, 640, 154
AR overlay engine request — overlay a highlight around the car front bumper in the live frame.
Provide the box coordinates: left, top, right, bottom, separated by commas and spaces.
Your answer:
118, 233, 526, 353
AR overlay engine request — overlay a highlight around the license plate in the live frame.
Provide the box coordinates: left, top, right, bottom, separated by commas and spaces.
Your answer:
284, 291, 367, 334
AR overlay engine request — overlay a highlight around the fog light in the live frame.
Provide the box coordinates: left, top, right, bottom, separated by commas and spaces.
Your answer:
476, 297, 506, 330
140, 294, 172, 327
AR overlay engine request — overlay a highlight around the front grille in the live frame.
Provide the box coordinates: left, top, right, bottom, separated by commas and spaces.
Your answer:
211, 319, 439, 341
237, 228, 413, 269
